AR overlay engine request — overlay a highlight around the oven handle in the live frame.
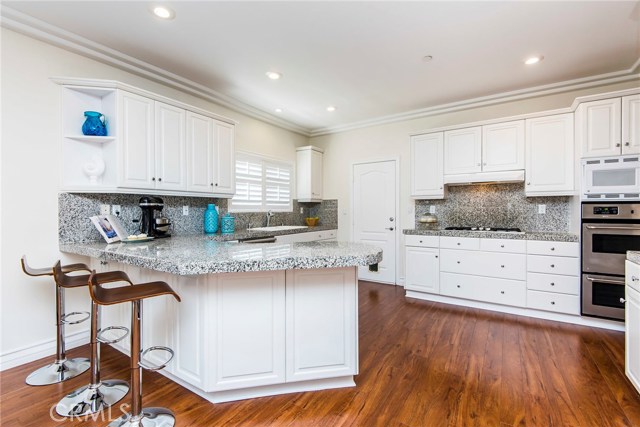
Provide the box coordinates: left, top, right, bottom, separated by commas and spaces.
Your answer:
585, 275, 626, 285
584, 225, 640, 230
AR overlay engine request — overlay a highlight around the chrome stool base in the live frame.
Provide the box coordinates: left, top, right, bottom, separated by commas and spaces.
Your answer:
25, 358, 90, 386
55, 379, 129, 417
108, 407, 175, 427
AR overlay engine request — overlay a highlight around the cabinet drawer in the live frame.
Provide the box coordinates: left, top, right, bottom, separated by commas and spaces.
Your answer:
527, 272, 580, 295
441, 249, 526, 280
440, 236, 480, 250
405, 235, 439, 248
480, 238, 526, 254
440, 272, 526, 307
526, 240, 579, 257
316, 230, 337, 240
527, 290, 580, 315
527, 255, 579, 276
627, 260, 640, 294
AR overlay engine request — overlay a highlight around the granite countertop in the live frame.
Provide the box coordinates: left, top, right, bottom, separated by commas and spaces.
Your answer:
60, 235, 383, 276
403, 229, 579, 243
629, 251, 640, 264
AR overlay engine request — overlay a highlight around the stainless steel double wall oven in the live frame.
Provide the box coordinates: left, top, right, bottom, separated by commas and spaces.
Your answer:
581, 202, 640, 320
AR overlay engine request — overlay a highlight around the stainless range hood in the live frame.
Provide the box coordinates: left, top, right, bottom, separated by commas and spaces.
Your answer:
443, 170, 525, 186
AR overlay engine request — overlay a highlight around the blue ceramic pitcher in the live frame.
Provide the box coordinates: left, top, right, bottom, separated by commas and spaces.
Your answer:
82, 111, 107, 136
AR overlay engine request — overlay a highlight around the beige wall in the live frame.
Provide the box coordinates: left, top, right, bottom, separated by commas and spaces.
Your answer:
0, 28, 308, 365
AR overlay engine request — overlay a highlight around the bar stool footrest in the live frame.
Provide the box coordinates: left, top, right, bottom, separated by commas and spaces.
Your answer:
138, 346, 174, 371
61, 311, 90, 325
96, 326, 129, 344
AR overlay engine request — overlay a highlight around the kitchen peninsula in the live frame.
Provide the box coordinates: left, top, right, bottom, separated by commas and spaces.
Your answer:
60, 237, 382, 403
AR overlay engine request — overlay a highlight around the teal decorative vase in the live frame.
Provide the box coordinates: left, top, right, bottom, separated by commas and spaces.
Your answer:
82, 111, 107, 136
221, 214, 235, 234
204, 204, 219, 234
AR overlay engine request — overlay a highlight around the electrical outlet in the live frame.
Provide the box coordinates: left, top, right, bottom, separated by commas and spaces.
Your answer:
100, 204, 110, 215
111, 205, 121, 216
538, 204, 546, 214
183, 205, 189, 216
429, 206, 436, 214
300, 207, 304, 214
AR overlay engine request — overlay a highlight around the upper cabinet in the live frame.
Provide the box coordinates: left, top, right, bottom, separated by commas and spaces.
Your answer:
59, 81, 236, 198
410, 132, 444, 199
577, 95, 640, 158
444, 121, 524, 175
296, 146, 323, 202
525, 113, 574, 196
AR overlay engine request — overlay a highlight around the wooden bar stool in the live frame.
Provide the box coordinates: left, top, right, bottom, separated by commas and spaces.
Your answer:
20, 256, 92, 386
52, 262, 130, 417
87, 270, 181, 427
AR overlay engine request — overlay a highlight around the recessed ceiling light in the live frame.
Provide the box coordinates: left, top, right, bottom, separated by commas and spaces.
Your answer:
326, 106, 336, 112
152, 6, 175, 19
524, 56, 543, 65
422, 55, 434, 62
275, 108, 283, 113
266, 71, 282, 80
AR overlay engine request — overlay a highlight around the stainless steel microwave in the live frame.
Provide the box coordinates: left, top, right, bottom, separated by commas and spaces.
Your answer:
582, 155, 640, 201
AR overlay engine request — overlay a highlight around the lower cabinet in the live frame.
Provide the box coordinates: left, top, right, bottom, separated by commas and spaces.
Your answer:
405, 246, 440, 294
626, 260, 640, 395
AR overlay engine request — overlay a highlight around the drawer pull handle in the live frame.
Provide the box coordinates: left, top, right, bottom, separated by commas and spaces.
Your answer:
500, 291, 505, 294
551, 301, 556, 305
550, 283, 555, 286
620, 298, 627, 304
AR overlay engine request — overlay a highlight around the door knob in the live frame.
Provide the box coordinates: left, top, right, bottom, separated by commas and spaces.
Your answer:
389, 217, 394, 222
620, 298, 627, 304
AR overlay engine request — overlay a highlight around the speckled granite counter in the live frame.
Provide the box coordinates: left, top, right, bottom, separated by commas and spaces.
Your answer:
403, 229, 578, 242
60, 236, 383, 276
629, 251, 640, 264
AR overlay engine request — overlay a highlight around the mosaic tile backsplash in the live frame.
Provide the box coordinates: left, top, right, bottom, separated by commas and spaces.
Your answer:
414, 183, 572, 232
59, 193, 337, 243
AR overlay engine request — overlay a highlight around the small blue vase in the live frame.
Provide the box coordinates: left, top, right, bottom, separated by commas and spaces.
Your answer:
221, 214, 235, 234
204, 204, 219, 234
82, 111, 107, 136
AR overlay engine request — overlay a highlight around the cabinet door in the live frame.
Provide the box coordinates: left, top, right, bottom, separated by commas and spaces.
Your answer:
186, 112, 213, 193
285, 268, 357, 382
626, 285, 640, 395
525, 113, 574, 196
209, 271, 286, 391
213, 121, 235, 195
444, 127, 482, 174
622, 94, 640, 155
482, 120, 525, 172
410, 133, 444, 199
155, 102, 186, 191
119, 91, 155, 189
405, 246, 439, 293
578, 98, 622, 158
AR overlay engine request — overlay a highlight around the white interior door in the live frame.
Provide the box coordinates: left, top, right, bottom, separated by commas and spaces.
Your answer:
353, 160, 397, 284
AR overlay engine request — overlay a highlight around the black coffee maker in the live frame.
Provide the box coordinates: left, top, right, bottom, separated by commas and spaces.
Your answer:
139, 196, 171, 238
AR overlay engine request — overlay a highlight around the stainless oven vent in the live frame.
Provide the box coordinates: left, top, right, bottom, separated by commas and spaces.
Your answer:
623, 157, 639, 162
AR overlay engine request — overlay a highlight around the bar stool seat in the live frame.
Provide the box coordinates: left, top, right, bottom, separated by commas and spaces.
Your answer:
20, 256, 92, 386
87, 271, 181, 427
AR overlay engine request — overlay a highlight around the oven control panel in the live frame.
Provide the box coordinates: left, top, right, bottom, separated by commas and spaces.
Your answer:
592, 206, 618, 215
582, 203, 639, 220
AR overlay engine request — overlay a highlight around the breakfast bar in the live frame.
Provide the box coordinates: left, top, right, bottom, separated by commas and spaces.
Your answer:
60, 237, 383, 403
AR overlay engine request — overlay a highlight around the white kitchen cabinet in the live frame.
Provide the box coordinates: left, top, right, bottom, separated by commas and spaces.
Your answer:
285, 268, 357, 382
209, 271, 286, 391
276, 229, 337, 243
405, 246, 440, 294
577, 98, 622, 158
186, 112, 235, 196
622, 94, 640, 155
444, 127, 482, 174
296, 146, 323, 202
482, 120, 525, 172
440, 272, 526, 307
410, 133, 444, 199
155, 101, 186, 191
525, 113, 574, 196
118, 91, 155, 189
626, 260, 640, 395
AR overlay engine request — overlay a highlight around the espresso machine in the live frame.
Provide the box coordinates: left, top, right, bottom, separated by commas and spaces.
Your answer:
138, 196, 171, 238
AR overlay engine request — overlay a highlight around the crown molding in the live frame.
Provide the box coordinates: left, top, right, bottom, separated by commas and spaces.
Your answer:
2, 6, 638, 140
0, 6, 312, 137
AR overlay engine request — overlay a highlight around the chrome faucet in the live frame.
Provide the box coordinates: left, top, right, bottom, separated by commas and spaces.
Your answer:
266, 210, 274, 227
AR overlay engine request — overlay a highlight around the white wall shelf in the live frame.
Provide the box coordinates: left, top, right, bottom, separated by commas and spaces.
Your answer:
64, 135, 116, 143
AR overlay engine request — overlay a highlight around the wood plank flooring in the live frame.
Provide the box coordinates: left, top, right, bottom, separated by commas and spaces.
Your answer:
2, 281, 639, 426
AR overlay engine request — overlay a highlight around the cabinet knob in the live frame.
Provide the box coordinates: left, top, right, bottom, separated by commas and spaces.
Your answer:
457, 242, 461, 246
158, 177, 162, 182
550, 264, 555, 268
551, 301, 556, 305
551, 247, 555, 251
457, 261, 461, 264
215, 183, 218, 186
210, 183, 214, 186
632, 276, 639, 282
620, 298, 627, 304
389, 217, 395, 222
435, 255, 438, 258
440, 186, 443, 190
457, 284, 461, 288
500, 244, 505, 248
500, 265, 505, 268
100, 260, 108, 265
500, 291, 505, 294
385, 227, 394, 231
550, 282, 555, 286
625, 142, 630, 146
616, 143, 621, 147
152, 177, 156, 181
419, 240, 423, 243
527, 182, 531, 185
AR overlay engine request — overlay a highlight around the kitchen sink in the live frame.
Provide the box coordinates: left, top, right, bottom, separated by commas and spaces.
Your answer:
249, 225, 309, 232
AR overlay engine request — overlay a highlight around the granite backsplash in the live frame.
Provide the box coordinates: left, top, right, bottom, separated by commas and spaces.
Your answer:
59, 193, 337, 243
414, 183, 572, 232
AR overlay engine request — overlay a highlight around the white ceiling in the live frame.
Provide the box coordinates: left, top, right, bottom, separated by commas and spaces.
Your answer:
3, 1, 640, 135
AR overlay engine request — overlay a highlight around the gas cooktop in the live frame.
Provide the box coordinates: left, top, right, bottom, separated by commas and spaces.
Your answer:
444, 226, 523, 233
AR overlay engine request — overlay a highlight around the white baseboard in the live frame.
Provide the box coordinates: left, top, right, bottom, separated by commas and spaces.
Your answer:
0, 328, 90, 371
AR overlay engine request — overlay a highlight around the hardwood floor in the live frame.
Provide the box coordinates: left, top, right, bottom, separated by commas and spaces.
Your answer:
1, 281, 639, 426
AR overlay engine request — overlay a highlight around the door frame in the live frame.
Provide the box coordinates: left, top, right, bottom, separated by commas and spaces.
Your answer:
350, 157, 400, 285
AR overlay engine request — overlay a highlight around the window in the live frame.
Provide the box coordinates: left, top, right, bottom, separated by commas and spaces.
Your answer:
230, 152, 293, 212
